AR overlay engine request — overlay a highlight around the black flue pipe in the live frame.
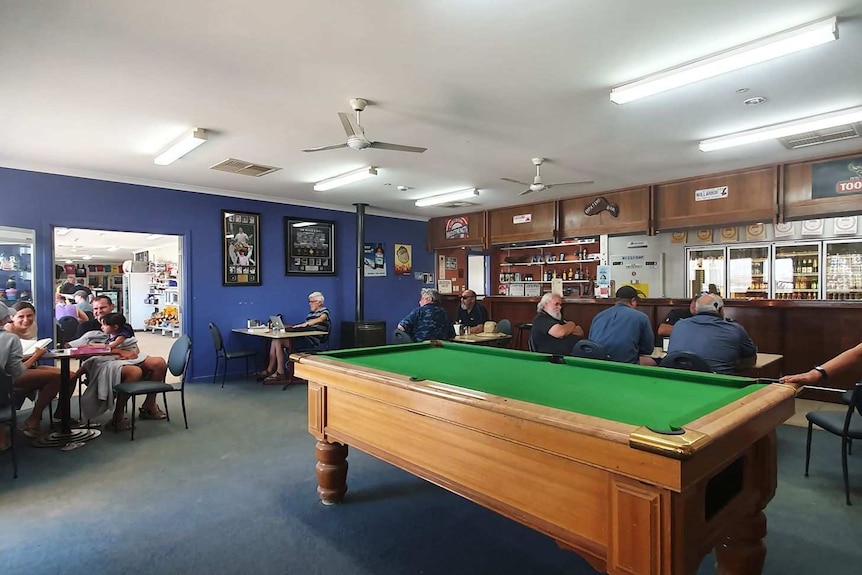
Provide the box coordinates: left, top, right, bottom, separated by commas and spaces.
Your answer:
354, 203, 367, 321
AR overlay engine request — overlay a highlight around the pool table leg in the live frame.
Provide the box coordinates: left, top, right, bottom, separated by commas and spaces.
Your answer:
315, 440, 348, 505
714, 508, 767, 575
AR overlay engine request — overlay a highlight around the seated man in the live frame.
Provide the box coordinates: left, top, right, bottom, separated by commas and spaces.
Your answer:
74, 295, 168, 429
657, 296, 697, 338
259, 291, 330, 383
530, 293, 583, 355
397, 288, 451, 342
589, 286, 655, 365
454, 290, 489, 334
667, 293, 757, 375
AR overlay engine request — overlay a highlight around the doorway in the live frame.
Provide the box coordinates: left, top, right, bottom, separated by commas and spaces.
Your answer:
53, 228, 184, 336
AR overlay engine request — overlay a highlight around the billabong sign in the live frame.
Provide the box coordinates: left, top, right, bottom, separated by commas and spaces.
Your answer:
694, 186, 729, 201
584, 197, 619, 217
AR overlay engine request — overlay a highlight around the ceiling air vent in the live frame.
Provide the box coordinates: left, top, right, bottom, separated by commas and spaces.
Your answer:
210, 158, 281, 177
441, 201, 480, 208
779, 123, 862, 150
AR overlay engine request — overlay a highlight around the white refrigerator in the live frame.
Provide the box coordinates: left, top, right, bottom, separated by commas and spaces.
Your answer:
123, 272, 153, 330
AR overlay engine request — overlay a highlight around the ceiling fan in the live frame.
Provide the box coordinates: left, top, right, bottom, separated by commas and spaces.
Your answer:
302, 98, 427, 154
501, 157, 593, 196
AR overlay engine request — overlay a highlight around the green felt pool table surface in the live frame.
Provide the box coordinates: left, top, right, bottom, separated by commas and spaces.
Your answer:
321, 342, 766, 433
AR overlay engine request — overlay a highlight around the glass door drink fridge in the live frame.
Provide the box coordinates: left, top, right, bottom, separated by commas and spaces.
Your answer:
772, 242, 821, 300
728, 244, 771, 299
686, 247, 726, 297
824, 239, 862, 300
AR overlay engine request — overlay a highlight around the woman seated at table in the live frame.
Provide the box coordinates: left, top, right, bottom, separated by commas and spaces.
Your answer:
2, 301, 67, 438
257, 291, 330, 383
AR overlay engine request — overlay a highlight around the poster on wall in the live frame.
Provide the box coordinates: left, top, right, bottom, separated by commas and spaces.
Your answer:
445, 217, 469, 240
284, 217, 336, 276
774, 222, 795, 238
834, 216, 858, 235
746, 223, 766, 241
223, 210, 260, 286
364, 243, 387, 277
801, 219, 824, 236
595, 265, 611, 298
394, 244, 412, 276
811, 156, 862, 199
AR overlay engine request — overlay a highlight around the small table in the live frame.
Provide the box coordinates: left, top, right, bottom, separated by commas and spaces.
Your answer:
653, 348, 784, 378
232, 328, 328, 385
452, 333, 512, 347
36, 347, 114, 448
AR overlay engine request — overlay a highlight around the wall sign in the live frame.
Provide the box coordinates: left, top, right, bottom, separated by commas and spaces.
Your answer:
694, 186, 729, 201
284, 217, 336, 276
812, 155, 862, 199
222, 210, 261, 286
513, 214, 532, 224
444, 216, 469, 240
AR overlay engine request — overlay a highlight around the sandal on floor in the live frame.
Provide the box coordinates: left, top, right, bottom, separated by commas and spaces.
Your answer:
21, 424, 41, 439
263, 372, 288, 383
138, 407, 167, 420
255, 370, 274, 381
106, 418, 131, 432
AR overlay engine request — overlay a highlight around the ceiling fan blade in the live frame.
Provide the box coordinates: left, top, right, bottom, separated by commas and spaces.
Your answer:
301, 143, 349, 153
368, 141, 427, 153
518, 188, 534, 196
338, 112, 358, 137
501, 177, 530, 186
545, 180, 595, 188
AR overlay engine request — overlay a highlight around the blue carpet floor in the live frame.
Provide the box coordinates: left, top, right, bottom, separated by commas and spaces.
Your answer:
1, 379, 860, 574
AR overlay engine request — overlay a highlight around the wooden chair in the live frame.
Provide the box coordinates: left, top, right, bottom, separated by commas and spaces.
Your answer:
805, 382, 862, 505
114, 335, 192, 441
208, 322, 256, 387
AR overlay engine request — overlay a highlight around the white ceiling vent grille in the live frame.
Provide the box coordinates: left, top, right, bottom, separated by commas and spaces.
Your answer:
779, 123, 862, 149
440, 201, 480, 208
210, 158, 281, 177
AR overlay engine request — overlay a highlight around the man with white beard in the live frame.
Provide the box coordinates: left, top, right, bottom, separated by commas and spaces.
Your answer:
529, 293, 583, 355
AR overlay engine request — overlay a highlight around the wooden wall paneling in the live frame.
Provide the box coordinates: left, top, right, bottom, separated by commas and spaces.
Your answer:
559, 187, 650, 238
654, 168, 776, 231
721, 306, 782, 355
782, 150, 862, 221
488, 201, 557, 245
436, 247, 469, 294
427, 211, 487, 250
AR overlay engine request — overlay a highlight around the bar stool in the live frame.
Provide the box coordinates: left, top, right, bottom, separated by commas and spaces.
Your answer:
515, 323, 532, 350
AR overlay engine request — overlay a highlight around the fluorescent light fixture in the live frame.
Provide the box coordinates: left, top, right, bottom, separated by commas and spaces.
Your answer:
154, 128, 208, 165
55, 227, 71, 236
313, 166, 377, 191
292, 222, 318, 228
699, 106, 862, 152
146, 234, 163, 240
415, 188, 479, 207
611, 17, 837, 104
106, 246, 120, 252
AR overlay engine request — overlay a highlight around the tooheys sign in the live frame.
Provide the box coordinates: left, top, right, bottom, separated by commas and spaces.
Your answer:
812, 155, 862, 199
584, 197, 619, 217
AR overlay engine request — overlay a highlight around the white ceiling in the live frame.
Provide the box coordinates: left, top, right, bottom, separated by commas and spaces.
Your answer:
54, 228, 177, 263
2, 1, 862, 223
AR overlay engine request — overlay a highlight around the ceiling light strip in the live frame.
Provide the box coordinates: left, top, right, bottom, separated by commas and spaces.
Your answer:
611, 17, 837, 104
415, 188, 479, 207
154, 128, 208, 165
313, 166, 378, 191
699, 106, 862, 152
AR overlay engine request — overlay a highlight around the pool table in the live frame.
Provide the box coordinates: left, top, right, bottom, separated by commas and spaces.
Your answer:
292, 342, 798, 575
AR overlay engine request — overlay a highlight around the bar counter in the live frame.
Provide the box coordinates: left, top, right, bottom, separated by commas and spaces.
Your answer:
443, 295, 861, 402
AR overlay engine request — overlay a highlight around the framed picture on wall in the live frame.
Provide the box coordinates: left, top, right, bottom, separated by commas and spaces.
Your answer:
284, 217, 336, 275
222, 210, 261, 286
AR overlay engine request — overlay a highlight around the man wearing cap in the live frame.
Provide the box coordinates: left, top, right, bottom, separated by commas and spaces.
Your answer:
667, 293, 756, 374
454, 290, 489, 335
74, 289, 93, 317
530, 293, 584, 355
588, 286, 655, 364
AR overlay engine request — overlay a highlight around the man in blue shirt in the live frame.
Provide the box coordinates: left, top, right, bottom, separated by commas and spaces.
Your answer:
397, 288, 451, 342
588, 286, 655, 364
667, 294, 757, 374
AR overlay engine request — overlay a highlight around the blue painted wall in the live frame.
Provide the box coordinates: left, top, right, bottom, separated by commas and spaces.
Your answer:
0, 167, 431, 381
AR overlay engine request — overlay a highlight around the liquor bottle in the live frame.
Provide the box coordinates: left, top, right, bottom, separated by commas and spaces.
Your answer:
567, 267, 573, 280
